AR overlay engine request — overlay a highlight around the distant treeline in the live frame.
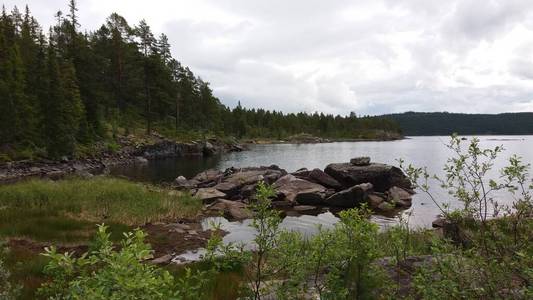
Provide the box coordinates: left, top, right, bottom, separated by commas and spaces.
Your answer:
0, 1, 400, 160
385, 112, 533, 136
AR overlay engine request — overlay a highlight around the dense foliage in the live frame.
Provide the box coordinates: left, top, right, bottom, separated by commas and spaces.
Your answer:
0, 1, 400, 160
386, 111, 533, 135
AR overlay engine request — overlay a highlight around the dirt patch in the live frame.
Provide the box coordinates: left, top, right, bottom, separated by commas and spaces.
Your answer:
7, 238, 89, 257
143, 222, 226, 258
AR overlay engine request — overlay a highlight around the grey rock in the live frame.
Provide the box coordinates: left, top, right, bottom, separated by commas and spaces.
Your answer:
208, 199, 252, 220
432, 217, 450, 228
134, 156, 149, 164
194, 188, 227, 203
214, 168, 285, 196
367, 193, 386, 208
308, 168, 342, 190
174, 176, 197, 190
350, 156, 371, 166
293, 205, 320, 213
270, 200, 294, 208
203, 141, 218, 156
377, 201, 395, 212
151, 254, 173, 265
192, 169, 223, 186
324, 162, 411, 192
325, 183, 373, 208
291, 168, 310, 178
388, 186, 413, 207
273, 174, 327, 205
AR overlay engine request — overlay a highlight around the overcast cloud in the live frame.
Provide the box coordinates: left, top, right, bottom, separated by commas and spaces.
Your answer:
5, 0, 533, 115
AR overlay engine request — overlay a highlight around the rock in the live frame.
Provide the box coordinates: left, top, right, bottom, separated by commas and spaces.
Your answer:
292, 168, 342, 190
377, 201, 395, 212
175, 175, 187, 183
208, 199, 252, 220
273, 174, 327, 205
151, 254, 173, 265
293, 205, 320, 213
367, 193, 386, 208
350, 156, 371, 166
307, 168, 342, 190
72, 163, 85, 171
134, 156, 149, 164
29, 167, 40, 173
270, 200, 294, 208
194, 188, 227, 203
192, 169, 223, 183
325, 183, 373, 208
213, 167, 285, 196
291, 168, 310, 178
203, 141, 218, 156
174, 176, 198, 190
75, 170, 93, 179
167, 223, 191, 231
180, 142, 203, 156
324, 162, 411, 192
388, 186, 413, 207
240, 183, 258, 199
432, 217, 450, 228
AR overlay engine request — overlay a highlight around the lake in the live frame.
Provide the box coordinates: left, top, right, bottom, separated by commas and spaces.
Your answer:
111, 136, 533, 229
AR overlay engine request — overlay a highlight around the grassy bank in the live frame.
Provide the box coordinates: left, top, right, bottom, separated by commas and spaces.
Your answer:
0, 177, 201, 242
0, 177, 203, 299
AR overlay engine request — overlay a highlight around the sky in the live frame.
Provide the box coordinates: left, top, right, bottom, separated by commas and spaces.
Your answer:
5, 0, 533, 116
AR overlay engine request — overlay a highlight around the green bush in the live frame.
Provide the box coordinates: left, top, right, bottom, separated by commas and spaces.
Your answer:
39, 225, 211, 300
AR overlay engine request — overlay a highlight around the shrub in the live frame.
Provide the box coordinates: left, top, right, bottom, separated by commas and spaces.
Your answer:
39, 224, 212, 300
401, 135, 533, 298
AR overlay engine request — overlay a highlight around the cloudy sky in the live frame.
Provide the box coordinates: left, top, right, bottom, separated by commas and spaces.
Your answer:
5, 0, 533, 115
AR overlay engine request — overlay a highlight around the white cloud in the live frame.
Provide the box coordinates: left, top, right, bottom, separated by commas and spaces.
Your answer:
5, 0, 533, 115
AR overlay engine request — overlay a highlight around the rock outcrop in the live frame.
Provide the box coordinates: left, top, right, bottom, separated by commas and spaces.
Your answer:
324, 162, 411, 192
273, 174, 327, 205
180, 158, 414, 217
207, 199, 252, 220
325, 183, 373, 208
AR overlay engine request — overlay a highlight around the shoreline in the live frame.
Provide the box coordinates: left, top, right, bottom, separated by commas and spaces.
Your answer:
243, 135, 405, 145
0, 136, 245, 184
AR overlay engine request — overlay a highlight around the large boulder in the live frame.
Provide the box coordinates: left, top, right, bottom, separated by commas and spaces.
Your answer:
208, 199, 252, 220
194, 188, 226, 203
174, 176, 199, 190
367, 193, 386, 209
273, 174, 327, 205
213, 167, 286, 197
387, 186, 413, 207
192, 169, 224, 185
350, 156, 370, 166
324, 183, 373, 208
307, 168, 342, 190
202, 141, 219, 156
324, 162, 411, 192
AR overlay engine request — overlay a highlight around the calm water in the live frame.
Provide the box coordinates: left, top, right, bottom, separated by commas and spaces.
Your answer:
112, 136, 533, 228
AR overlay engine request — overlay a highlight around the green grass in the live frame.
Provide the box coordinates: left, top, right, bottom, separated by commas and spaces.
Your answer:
0, 177, 202, 242
0, 177, 203, 299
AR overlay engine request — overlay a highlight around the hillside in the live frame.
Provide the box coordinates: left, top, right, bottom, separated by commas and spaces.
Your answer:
385, 112, 533, 136
0, 4, 400, 162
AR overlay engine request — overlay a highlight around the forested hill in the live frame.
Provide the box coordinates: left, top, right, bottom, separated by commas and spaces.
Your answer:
384, 112, 533, 136
0, 1, 401, 161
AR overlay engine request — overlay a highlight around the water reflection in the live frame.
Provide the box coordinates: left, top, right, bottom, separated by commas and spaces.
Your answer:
173, 211, 402, 263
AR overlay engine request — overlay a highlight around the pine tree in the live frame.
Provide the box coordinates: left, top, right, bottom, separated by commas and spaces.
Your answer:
136, 20, 155, 134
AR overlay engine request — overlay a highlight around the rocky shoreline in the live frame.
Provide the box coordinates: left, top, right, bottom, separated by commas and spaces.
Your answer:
245, 133, 404, 144
0, 136, 245, 184
175, 157, 415, 220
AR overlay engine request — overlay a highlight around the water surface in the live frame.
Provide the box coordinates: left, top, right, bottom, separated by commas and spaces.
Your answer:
112, 136, 533, 228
